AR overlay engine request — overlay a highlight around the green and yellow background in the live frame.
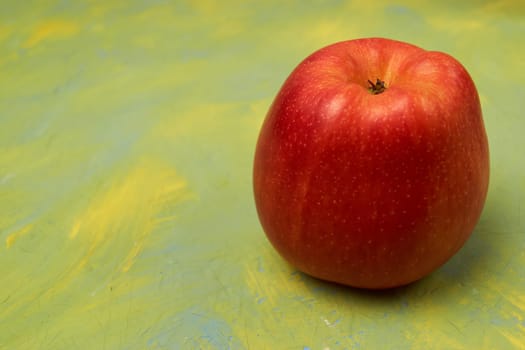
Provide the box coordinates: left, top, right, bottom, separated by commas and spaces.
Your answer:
1, 1, 524, 349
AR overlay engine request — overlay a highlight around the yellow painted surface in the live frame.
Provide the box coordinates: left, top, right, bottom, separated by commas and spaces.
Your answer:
1, 1, 524, 349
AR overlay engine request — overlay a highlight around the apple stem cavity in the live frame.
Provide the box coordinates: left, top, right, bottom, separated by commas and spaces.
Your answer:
368, 78, 386, 95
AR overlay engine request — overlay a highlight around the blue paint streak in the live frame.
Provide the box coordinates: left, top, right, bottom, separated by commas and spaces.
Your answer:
386, 4, 410, 15
257, 256, 264, 272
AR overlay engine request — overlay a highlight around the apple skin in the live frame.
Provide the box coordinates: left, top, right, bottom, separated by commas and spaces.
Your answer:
253, 38, 489, 289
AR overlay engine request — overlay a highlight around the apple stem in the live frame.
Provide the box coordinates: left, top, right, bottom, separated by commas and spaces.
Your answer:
368, 78, 386, 95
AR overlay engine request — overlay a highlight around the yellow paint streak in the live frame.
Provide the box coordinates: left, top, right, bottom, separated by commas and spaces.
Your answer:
189, 0, 221, 15
480, 0, 525, 15
89, 23, 105, 33
76, 160, 187, 264
0, 24, 12, 42
23, 20, 79, 48
236, 255, 318, 349
152, 100, 270, 142
0, 51, 19, 66
499, 329, 525, 349
133, 35, 157, 49
250, 99, 271, 119
505, 292, 525, 312
309, 19, 348, 43
244, 263, 278, 307
428, 17, 485, 33
89, 4, 112, 17
491, 283, 525, 312
212, 20, 244, 39
151, 104, 236, 139
49, 159, 192, 293
5, 223, 33, 248
69, 221, 81, 239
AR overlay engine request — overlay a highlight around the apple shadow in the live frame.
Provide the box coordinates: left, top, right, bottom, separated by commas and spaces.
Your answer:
294, 189, 506, 306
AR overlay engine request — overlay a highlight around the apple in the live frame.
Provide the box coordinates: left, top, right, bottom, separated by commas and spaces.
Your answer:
253, 38, 489, 289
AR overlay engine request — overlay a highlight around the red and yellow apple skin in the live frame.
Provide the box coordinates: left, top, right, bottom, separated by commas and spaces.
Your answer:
253, 38, 489, 289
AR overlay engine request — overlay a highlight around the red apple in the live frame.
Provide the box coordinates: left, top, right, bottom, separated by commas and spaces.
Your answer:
253, 38, 489, 289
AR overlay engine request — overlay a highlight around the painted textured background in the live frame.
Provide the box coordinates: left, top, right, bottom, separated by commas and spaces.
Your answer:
1, 1, 524, 349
